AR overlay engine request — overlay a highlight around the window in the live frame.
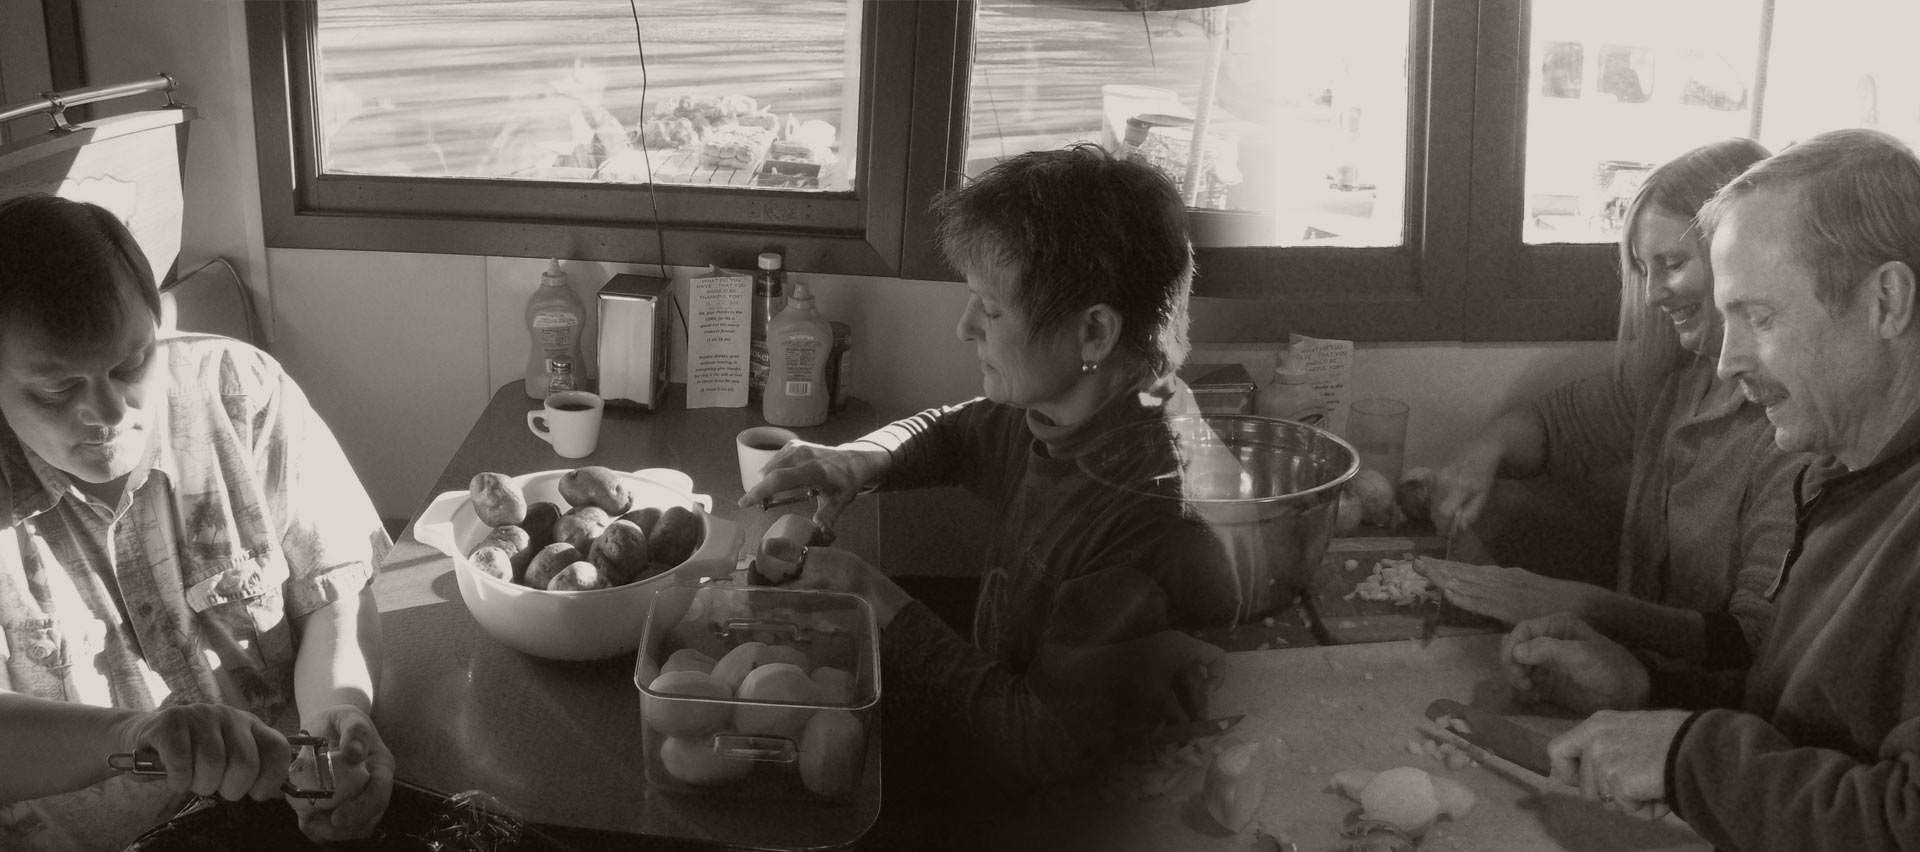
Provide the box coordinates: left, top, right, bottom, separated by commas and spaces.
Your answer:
248, 0, 1920, 343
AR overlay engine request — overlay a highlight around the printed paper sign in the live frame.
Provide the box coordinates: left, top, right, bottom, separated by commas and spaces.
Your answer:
686, 267, 752, 409
1290, 333, 1353, 434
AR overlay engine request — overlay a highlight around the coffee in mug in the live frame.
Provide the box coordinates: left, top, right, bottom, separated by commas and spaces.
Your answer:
736, 426, 801, 492
528, 391, 604, 459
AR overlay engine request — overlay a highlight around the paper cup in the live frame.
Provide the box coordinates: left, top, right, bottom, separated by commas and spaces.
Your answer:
527, 391, 604, 459
736, 426, 799, 492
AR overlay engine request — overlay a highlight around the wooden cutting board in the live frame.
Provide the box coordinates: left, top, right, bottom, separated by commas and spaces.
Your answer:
1305, 534, 1505, 644
1116, 634, 1712, 852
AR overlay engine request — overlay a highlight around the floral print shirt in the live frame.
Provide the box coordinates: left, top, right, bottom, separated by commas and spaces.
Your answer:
0, 334, 388, 851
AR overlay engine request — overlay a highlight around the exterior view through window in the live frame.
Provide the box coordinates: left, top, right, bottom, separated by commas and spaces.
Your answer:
315, 0, 860, 192
1525, 0, 1920, 245
308, 0, 1920, 259
967, 0, 1413, 249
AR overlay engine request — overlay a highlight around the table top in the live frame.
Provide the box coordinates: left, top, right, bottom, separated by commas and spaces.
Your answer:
374, 384, 886, 849
371, 383, 1691, 851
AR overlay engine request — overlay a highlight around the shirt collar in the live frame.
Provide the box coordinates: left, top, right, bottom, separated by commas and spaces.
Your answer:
0, 417, 166, 522
1803, 395, 1920, 495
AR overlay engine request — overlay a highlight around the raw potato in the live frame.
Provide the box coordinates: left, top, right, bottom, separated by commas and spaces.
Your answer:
644, 670, 734, 737
590, 520, 652, 586
548, 561, 609, 591
466, 545, 515, 582
553, 507, 612, 553
649, 506, 701, 568
1203, 738, 1269, 832
734, 662, 821, 739
525, 542, 584, 589
659, 735, 752, 786
558, 466, 633, 515
621, 506, 663, 540
1348, 469, 1398, 527
468, 472, 528, 527
1331, 768, 1377, 800
759, 644, 812, 672
810, 666, 854, 705
1358, 766, 1442, 836
517, 502, 562, 581
661, 648, 717, 676
798, 709, 866, 797
710, 641, 770, 692
1335, 490, 1365, 536
478, 524, 531, 555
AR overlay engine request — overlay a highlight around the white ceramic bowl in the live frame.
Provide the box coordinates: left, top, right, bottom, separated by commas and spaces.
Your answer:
414, 467, 742, 661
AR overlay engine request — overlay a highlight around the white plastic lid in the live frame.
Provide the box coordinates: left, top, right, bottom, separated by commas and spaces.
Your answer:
1272, 351, 1310, 383
542, 258, 566, 285
758, 252, 783, 270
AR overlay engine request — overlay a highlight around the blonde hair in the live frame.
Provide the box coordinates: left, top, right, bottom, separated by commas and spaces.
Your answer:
1614, 138, 1771, 391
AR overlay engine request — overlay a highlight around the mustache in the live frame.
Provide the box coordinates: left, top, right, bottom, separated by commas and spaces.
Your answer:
1739, 379, 1788, 406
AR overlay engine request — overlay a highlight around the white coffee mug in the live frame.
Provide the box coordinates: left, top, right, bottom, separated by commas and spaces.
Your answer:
528, 391, 604, 459
736, 426, 800, 492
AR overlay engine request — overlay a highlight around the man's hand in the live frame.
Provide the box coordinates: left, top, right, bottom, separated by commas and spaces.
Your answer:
289, 704, 393, 843
1501, 613, 1649, 713
1547, 709, 1692, 818
115, 703, 290, 801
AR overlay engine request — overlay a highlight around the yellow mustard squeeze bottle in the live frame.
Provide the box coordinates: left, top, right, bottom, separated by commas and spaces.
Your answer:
524, 259, 586, 399
762, 279, 831, 427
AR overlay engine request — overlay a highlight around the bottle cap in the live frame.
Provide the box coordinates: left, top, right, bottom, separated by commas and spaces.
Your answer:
758, 252, 783, 271
788, 280, 814, 304
543, 258, 566, 285
547, 357, 574, 372
1273, 351, 1310, 382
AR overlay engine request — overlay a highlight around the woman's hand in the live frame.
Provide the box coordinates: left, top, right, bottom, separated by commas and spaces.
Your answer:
780, 545, 915, 629
288, 704, 393, 843
738, 440, 891, 532
113, 703, 290, 801
1416, 558, 1604, 626
1429, 438, 1505, 535
1501, 614, 1649, 714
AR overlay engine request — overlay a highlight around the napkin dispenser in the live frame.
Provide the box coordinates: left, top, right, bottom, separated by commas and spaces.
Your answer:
597, 273, 673, 409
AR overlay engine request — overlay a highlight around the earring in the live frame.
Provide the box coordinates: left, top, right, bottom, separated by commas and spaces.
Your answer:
1080, 360, 1099, 375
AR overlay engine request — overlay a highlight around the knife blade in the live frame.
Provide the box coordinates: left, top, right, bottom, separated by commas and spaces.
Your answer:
1424, 699, 1554, 778
1420, 511, 1461, 643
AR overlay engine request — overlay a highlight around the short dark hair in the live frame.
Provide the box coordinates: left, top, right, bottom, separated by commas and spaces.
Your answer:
1699, 128, 1920, 313
932, 143, 1194, 377
0, 194, 162, 357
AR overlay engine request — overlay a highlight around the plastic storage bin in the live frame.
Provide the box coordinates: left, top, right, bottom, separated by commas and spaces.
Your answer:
635, 584, 880, 804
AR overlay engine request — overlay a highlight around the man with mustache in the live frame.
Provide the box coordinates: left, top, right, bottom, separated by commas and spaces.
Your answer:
1492, 127, 1920, 851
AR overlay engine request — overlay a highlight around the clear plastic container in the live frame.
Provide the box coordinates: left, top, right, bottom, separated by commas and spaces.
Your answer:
635, 584, 880, 803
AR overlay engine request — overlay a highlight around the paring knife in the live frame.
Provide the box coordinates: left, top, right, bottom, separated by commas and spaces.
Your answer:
1420, 511, 1461, 642
1424, 698, 1553, 778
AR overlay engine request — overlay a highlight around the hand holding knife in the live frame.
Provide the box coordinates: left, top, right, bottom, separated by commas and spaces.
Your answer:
1419, 509, 1462, 643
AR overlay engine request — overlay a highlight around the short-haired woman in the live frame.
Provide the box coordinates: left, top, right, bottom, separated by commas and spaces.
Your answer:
739, 144, 1242, 828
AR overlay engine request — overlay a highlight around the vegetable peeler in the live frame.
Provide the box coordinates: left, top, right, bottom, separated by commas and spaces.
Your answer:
108, 733, 336, 799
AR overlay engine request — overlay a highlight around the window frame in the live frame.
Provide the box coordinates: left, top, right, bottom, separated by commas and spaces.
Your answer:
246, 0, 1624, 343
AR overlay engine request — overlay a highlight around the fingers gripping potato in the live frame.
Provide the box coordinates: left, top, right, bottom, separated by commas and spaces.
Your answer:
469, 472, 528, 526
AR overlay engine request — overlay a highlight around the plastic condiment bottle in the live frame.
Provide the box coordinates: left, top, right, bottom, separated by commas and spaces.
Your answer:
1257, 351, 1328, 427
524, 259, 586, 399
749, 252, 788, 402
762, 279, 831, 427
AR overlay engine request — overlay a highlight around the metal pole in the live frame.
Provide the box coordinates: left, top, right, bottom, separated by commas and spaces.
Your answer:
1182, 7, 1227, 207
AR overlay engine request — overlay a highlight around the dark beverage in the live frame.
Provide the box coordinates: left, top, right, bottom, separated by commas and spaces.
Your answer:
553, 402, 594, 412
746, 440, 785, 451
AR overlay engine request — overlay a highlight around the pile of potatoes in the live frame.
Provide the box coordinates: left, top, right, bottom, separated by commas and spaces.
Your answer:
641, 641, 867, 797
464, 467, 702, 592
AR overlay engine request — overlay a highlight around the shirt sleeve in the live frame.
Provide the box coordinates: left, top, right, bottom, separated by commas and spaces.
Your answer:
1670, 709, 1920, 852
1527, 368, 1639, 481
881, 601, 1096, 792
857, 398, 1007, 498
243, 354, 390, 619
